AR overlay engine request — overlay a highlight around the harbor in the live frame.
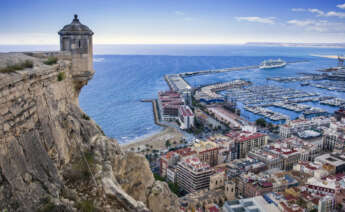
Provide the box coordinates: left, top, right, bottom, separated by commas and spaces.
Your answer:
162, 58, 345, 124
165, 60, 307, 93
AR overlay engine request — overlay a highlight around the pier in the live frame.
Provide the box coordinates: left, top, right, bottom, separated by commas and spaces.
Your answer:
180, 65, 259, 78
165, 61, 307, 93
141, 99, 169, 127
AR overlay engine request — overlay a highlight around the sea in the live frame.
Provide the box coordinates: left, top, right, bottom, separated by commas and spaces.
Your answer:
1, 45, 345, 144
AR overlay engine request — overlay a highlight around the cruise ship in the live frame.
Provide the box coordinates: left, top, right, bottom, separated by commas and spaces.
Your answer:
260, 59, 287, 69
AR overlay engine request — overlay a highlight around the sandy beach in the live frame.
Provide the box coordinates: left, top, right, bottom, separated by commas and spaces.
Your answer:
121, 127, 184, 153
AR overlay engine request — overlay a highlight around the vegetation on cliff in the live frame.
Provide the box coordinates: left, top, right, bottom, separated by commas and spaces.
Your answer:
0, 60, 33, 73
43, 56, 58, 65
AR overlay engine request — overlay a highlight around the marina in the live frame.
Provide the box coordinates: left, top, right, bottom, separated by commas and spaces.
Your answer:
243, 105, 289, 122
224, 85, 319, 107
223, 85, 344, 122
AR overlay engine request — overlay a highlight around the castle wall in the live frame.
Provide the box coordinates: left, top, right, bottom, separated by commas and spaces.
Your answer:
0, 58, 75, 138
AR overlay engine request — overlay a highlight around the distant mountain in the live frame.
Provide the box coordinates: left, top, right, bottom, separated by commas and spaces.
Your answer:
245, 42, 345, 48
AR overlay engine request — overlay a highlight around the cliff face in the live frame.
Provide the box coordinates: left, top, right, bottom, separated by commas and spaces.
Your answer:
0, 52, 178, 212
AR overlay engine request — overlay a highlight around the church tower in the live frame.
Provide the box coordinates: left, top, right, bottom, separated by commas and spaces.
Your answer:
58, 15, 94, 86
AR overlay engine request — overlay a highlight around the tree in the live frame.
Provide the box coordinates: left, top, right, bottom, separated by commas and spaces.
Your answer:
255, 118, 267, 127
165, 140, 171, 148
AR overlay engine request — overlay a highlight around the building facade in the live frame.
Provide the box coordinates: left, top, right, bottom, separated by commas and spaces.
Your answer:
176, 156, 214, 193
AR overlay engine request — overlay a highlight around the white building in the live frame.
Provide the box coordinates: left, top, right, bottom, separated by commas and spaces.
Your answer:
178, 105, 194, 129
318, 196, 335, 212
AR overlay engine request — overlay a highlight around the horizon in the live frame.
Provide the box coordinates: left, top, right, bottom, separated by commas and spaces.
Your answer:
2, 0, 345, 45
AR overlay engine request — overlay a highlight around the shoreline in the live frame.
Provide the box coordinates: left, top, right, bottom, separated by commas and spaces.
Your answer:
310, 54, 340, 59
121, 126, 183, 153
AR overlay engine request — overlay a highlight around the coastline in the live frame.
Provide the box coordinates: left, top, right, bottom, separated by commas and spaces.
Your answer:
310, 54, 340, 59
121, 126, 183, 153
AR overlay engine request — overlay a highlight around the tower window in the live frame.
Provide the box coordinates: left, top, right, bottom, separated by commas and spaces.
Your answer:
79, 40, 81, 48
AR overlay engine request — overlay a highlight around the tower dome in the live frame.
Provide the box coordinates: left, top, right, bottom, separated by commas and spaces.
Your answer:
58, 14, 93, 36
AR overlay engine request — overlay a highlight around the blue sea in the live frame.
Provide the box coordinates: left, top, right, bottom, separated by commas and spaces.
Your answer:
1, 45, 345, 143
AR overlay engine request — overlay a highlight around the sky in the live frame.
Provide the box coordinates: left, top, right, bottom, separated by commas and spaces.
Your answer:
1, 0, 345, 44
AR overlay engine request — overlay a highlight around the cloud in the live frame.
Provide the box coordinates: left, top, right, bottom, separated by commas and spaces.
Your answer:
306, 8, 345, 18
174, 11, 184, 16
292, 7, 345, 18
325, 11, 345, 18
308, 8, 325, 16
291, 8, 306, 12
235, 16, 275, 24
287, 19, 315, 27
287, 19, 345, 33
337, 3, 345, 9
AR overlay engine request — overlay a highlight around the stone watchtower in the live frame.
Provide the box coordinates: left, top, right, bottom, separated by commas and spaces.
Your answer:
58, 15, 94, 87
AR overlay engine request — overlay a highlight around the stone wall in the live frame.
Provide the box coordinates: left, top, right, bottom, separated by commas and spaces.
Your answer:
0, 62, 71, 138
0, 52, 179, 212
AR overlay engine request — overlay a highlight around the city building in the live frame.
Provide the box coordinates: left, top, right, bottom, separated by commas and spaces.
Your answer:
306, 176, 338, 197
293, 161, 329, 179
279, 116, 331, 138
157, 91, 184, 121
222, 196, 280, 212
193, 141, 219, 167
226, 131, 268, 159
159, 147, 195, 177
248, 148, 284, 170
249, 143, 301, 170
265, 192, 305, 212
224, 181, 236, 201
315, 153, 345, 174
318, 196, 335, 212
178, 105, 194, 129
323, 121, 345, 152
209, 170, 225, 190
335, 107, 345, 121
176, 156, 214, 193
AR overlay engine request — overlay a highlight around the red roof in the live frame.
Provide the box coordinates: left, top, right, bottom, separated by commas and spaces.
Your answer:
208, 206, 219, 212
269, 146, 298, 155
162, 147, 196, 160
226, 131, 266, 143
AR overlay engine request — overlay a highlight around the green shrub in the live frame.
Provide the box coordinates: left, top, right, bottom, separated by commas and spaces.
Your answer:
44, 56, 58, 65
82, 114, 90, 120
38, 202, 56, 212
23, 60, 33, 68
63, 150, 95, 183
0, 60, 33, 73
38, 197, 56, 212
76, 200, 97, 212
57, 72, 65, 81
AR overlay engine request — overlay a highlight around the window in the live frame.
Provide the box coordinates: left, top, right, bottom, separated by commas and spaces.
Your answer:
78, 40, 81, 48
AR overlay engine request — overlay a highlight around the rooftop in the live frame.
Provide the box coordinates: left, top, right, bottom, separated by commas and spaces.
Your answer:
180, 156, 212, 173
58, 15, 94, 36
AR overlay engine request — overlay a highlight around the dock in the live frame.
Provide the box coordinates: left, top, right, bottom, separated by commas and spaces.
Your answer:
165, 60, 307, 93
141, 99, 169, 127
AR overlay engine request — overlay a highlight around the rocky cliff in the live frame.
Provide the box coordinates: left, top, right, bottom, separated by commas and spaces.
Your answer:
0, 52, 179, 212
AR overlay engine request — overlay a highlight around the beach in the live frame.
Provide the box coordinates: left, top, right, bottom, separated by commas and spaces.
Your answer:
121, 127, 183, 153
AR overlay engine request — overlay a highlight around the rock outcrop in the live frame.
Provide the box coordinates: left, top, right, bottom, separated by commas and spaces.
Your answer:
0, 52, 178, 212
